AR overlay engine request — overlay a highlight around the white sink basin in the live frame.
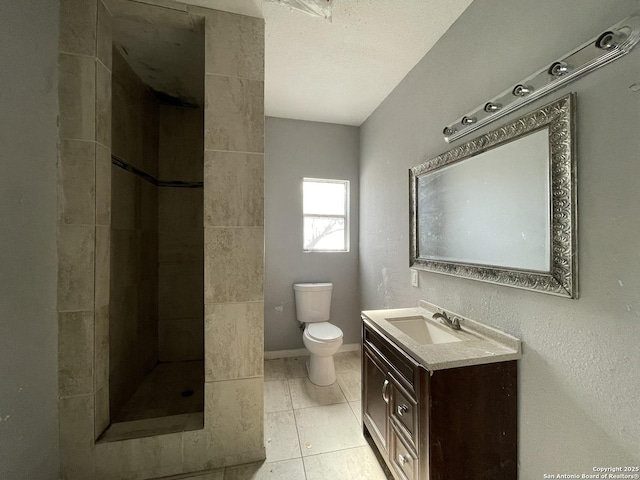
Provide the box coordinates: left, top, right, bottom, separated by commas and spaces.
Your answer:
386, 316, 462, 345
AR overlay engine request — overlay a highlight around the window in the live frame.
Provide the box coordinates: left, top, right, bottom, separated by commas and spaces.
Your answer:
303, 178, 349, 252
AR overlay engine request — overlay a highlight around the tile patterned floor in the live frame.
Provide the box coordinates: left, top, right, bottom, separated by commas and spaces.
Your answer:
177, 351, 388, 480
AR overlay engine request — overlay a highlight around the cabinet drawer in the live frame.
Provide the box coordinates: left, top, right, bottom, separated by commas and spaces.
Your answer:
363, 323, 417, 392
390, 425, 418, 480
391, 383, 418, 448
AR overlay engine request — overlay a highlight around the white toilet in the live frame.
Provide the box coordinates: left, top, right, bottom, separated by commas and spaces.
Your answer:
294, 283, 343, 386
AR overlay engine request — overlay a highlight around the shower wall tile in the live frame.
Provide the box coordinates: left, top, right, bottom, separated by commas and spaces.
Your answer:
94, 440, 124, 479
200, 7, 264, 469
96, 60, 112, 148
158, 317, 204, 362
59, 53, 96, 141
139, 321, 160, 374
109, 309, 138, 377
181, 429, 220, 473
58, 139, 96, 225
111, 166, 137, 229
183, 378, 265, 470
95, 430, 184, 479
118, 431, 184, 479
58, 224, 95, 311
159, 103, 204, 142
139, 230, 159, 315
183, 428, 265, 472
205, 9, 264, 81
159, 104, 204, 182
95, 143, 111, 226
109, 305, 137, 365
156, 102, 204, 362
204, 302, 264, 382
108, 317, 137, 379
58, 310, 94, 397
138, 285, 159, 336
59, 394, 96, 479
158, 228, 204, 267
110, 228, 141, 289
204, 151, 264, 227
97, 0, 112, 70
204, 227, 264, 304
204, 75, 264, 153
158, 140, 205, 182
59, 0, 97, 56
112, 48, 155, 171
140, 180, 158, 231
158, 271, 203, 319
137, 274, 158, 330
95, 225, 110, 308
95, 384, 109, 440
109, 43, 163, 422
203, 378, 264, 460
159, 188, 203, 230
142, 96, 160, 178
95, 304, 109, 390
109, 363, 142, 420
158, 139, 204, 180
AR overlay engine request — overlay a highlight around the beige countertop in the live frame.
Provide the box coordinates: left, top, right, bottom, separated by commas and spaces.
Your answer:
361, 300, 521, 371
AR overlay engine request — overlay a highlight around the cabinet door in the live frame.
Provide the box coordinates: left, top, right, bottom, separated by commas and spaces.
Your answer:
363, 348, 389, 453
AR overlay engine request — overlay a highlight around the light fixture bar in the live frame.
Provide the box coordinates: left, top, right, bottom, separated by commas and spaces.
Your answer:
443, 15, 640, 143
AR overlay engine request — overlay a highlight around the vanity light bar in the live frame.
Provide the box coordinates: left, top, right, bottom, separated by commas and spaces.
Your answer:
442, 15, 640, 143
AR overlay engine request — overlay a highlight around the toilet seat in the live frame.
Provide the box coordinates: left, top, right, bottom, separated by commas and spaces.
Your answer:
306, 322, 343, 342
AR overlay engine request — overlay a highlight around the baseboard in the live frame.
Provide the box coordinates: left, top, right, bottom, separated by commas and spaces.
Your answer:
264, 342, 360, 360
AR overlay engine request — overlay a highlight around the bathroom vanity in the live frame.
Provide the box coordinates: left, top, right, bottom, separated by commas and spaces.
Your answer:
361, 303, 521, 480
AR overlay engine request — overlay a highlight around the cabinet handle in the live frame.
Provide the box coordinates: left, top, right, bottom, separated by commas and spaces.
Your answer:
382, 379, 390, 404
397, 404, 409, 417
397, 454, 410, 466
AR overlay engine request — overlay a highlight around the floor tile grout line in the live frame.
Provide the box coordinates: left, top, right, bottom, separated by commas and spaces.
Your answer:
284, 377, 294, 412
335, 374, 350, 401
301, 444, 372, 459
289, 395, 349, 411
291, 401, 308, 479
285, 359, 309, 478
290, 400, 351, 415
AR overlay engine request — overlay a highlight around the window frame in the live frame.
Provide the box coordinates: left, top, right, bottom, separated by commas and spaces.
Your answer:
302, 177, 350, 253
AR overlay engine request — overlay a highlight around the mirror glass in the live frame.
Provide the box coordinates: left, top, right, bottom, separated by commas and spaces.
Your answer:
417, 129, 550, 271
410, 94, 577, 298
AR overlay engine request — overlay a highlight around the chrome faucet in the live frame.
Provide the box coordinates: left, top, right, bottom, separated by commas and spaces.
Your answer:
432, 312, 461, 330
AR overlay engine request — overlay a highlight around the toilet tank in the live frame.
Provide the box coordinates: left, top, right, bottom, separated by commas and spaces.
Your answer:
293, 283, 333, 323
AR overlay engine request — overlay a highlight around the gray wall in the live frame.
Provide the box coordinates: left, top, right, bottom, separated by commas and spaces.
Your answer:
360, 0, 640, 474
265, 117, 360, 351
0, 1, 60, 478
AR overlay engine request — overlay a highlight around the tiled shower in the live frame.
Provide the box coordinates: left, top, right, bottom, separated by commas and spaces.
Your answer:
56, 0, 265, 477
108, 44, 205, 431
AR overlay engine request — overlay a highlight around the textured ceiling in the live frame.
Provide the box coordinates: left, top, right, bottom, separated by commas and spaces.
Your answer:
117, 0, 473, 126
261, 0, 474, 125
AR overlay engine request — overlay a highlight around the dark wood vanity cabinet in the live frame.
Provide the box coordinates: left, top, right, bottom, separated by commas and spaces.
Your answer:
362, 318, 518, 480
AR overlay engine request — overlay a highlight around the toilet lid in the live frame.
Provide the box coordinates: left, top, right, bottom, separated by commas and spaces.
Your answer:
306, 322, 343, 341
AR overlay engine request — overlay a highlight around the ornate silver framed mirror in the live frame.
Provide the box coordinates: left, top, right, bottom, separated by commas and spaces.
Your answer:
410, 94, 577, 298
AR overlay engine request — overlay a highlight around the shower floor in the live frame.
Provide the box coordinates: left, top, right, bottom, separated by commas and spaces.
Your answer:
102, 360, 204, 442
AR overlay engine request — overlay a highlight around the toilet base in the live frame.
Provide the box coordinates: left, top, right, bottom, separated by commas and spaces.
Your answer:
306, 355, 337, 386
